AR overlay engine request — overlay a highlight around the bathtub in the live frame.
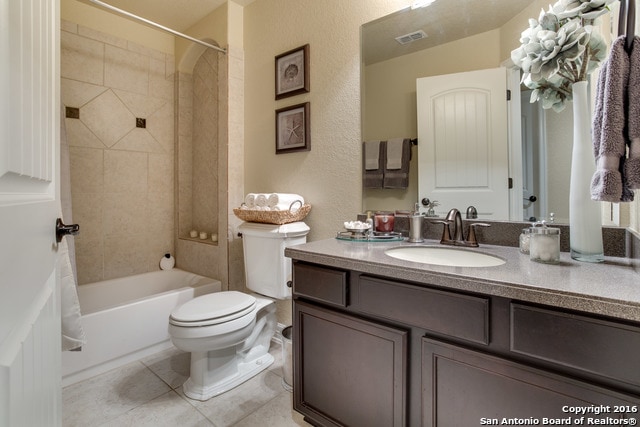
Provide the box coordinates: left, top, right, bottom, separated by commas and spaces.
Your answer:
61, 269, 221, 387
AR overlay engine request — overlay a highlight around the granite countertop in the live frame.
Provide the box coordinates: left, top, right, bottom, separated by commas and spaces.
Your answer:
285, 238, 640, 322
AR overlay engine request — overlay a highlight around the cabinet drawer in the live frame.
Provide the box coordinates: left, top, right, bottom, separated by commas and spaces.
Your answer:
511, 303, 640, 387
355, 276, 489, 345
293, 262, 348, 307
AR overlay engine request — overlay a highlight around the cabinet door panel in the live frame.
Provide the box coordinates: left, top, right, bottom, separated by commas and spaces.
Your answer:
422, 338, 639, 427
294, 301, 407, 427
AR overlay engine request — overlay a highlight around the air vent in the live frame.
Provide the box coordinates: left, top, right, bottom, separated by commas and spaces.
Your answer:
395, 30, 428, 45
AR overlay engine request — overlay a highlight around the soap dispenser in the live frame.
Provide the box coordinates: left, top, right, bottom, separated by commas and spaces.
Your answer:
408, 203, 424, 243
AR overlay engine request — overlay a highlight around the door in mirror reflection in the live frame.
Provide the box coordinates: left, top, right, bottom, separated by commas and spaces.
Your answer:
417, 68, 509, 219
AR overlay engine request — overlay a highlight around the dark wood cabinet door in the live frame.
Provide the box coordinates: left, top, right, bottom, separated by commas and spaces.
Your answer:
422, 338, 639, 427
294, 300, 408, 427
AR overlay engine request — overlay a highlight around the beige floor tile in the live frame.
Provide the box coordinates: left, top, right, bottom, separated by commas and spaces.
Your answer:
141, 347, 191, 390
62, 361, 171, 426
99, 390, 214, 427
64, 340, 304, 427
233, 392, 310, 427
182, 370, 284, 427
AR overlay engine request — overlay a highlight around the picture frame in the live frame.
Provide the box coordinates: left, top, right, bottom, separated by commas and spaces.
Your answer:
275, 44, 309, 100
275, 102, 310, 154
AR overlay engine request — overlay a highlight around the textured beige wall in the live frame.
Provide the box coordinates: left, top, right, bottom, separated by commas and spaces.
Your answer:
176, 3, 228, 72
61, 0, 174, 54
243, 0, 409, 326
243, 0, 410, 242
499, 0, 550, 63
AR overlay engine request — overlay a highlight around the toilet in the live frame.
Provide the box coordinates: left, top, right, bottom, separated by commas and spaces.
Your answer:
168, 221, 310, 401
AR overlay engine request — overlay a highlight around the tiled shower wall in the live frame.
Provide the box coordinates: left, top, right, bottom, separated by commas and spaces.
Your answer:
61, 20, 175, 285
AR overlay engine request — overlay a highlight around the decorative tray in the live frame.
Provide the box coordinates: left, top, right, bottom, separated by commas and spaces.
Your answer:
336, 230, 404, 242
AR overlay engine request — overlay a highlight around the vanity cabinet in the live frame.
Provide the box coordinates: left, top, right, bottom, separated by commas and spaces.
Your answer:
291, 261, 640, 427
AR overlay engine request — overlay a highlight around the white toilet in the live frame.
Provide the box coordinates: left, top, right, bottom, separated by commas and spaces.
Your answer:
168, 221, 310, 401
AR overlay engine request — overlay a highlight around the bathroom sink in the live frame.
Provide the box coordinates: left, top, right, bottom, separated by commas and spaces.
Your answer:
384, 246, 505, 267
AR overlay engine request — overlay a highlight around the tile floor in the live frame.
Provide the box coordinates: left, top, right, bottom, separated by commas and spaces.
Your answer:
62, 341, 311, 427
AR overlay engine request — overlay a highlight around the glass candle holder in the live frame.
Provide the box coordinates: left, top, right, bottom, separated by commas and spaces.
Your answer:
529, 223, 560, 264
374, 211, 395, 232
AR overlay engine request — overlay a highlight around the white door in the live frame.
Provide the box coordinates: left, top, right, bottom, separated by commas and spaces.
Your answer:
521, 90, 546, 222
417, 68, 510, 219
0, 0, 62, 426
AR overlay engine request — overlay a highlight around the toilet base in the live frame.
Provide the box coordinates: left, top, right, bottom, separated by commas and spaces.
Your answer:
183, 352, 274, 401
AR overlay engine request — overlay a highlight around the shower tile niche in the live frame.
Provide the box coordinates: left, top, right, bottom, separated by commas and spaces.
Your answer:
177, 48, 222, 245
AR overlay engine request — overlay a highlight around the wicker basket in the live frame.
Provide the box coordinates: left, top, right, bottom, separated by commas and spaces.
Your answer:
233, 204, 311, 225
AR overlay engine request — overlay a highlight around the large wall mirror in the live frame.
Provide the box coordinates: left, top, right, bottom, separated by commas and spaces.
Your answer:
361, 0, 627, 226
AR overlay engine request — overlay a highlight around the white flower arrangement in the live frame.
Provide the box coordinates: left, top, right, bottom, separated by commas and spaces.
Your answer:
511, 0, 615, 111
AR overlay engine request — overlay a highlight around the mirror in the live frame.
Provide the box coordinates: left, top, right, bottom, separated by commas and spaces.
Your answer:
361, 0, 622, 225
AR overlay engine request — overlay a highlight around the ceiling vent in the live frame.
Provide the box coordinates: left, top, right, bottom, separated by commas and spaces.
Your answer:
395, 30, 428, 45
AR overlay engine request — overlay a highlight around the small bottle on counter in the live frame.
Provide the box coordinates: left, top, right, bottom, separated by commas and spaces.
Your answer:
519, 228, 531, 254
529, 221, 560, 264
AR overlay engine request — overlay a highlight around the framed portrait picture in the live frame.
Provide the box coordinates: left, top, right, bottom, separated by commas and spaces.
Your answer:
276, 102, 310, 154
275, 44, 309, 100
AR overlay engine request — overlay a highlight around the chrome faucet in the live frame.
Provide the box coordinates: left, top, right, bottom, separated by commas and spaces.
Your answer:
446, 208, 465, 242
431, 208, 490, 247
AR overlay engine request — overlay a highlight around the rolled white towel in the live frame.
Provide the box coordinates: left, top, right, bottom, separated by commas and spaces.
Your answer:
244, 193, 257, 208
266, 193, 305, 211
255, 194, 268, 207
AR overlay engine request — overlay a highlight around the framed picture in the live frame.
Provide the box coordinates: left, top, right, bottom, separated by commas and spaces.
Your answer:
276, 102, 310, 154
275, 44, 309, 100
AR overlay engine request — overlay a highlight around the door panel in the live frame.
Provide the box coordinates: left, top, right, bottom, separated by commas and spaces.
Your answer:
0, 0, 61, 425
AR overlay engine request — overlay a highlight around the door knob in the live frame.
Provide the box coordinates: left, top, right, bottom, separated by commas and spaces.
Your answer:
56, 218, 79, 243
524, 195, 537, 203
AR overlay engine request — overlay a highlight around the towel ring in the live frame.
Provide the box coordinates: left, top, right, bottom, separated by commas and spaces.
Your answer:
618, 0, 636, 51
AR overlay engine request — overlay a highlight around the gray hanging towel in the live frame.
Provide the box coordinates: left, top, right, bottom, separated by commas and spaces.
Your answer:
363, 140, 384, 189
383, 138, 411, 189
591, 36, 632, 202
625, 35, 640, 190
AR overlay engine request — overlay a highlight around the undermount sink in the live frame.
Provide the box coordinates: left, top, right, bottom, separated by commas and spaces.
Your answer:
384, 246, 506, 268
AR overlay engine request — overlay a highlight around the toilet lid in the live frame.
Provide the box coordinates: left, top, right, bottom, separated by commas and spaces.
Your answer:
170, 291, 257, 327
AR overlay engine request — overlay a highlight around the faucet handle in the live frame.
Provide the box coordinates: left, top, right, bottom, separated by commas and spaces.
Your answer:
431, 219, 452, 244
466, 206, 478, 219
466, 223, 490, 247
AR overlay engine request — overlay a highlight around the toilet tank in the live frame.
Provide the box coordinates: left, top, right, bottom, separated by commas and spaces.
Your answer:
238, 221, 310, 299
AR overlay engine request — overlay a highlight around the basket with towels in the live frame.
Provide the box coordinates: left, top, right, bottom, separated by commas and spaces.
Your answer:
234, 193, 310, 224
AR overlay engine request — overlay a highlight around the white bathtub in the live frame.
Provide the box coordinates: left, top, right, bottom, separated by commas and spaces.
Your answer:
61, 269, 221, 387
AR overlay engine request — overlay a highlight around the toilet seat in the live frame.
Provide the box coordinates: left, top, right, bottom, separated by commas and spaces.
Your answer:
169, 291, 257, 327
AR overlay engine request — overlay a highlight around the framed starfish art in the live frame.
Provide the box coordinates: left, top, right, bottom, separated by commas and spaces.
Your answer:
275, 102, 310, 154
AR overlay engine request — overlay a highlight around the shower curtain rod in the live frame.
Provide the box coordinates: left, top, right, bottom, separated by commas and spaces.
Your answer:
85, 0, 226, 54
